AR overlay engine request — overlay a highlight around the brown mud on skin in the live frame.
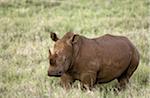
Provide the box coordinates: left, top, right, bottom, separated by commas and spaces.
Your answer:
48, 32, 140, 91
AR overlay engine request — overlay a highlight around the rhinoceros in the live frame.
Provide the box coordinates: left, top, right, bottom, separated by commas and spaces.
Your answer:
48, 32, 140, 90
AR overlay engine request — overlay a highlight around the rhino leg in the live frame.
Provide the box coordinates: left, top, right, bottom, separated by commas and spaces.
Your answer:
117, 63, 137, 91
117, 51, 139, 91
117, 73, 129, 91
60, 73, 75, 89
80, 72, 97, 90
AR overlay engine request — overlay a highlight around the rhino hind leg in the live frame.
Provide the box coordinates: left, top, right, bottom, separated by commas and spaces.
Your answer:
117, 50, 139, 91
117, 63, 137, 91
124, 49, 139, 79
117, 72, 129, 91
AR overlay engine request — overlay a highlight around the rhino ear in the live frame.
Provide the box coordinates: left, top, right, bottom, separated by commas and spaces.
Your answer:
69, 34, 80, 45
50, 32, 59, 42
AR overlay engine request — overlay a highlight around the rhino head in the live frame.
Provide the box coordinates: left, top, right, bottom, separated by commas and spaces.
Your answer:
48, 32, 80, 77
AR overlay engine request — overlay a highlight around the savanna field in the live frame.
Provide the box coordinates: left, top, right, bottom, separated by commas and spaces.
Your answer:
0, 0, 150, 98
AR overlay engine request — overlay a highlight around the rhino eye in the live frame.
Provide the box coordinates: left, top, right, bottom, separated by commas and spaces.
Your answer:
50, 58, 56, 66
62, 56, 67, 61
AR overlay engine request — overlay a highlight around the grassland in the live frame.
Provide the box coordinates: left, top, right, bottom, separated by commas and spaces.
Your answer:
0, 0, 150, 98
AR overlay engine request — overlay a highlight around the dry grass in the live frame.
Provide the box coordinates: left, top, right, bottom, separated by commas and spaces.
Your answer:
0, 0, 150, 98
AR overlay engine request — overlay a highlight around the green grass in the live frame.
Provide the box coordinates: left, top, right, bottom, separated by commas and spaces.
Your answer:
0, 0, 150, 98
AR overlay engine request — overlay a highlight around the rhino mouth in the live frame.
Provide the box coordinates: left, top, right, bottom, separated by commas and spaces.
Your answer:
48, 70, 64, 77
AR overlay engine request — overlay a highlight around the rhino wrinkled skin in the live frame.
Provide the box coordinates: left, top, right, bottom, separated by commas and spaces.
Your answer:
48, 32, 140, 90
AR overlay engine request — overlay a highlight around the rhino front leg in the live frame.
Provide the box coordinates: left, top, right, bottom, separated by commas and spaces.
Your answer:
80, 72, 97, 90
60, 73, 75, 89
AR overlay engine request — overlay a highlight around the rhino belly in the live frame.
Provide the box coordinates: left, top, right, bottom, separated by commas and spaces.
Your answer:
96, 66, 127, 83
96, 55, 131, 83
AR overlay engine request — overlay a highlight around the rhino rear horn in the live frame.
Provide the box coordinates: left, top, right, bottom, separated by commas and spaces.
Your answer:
49, 49, 52, 56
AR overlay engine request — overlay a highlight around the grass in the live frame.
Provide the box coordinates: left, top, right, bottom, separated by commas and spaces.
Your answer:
0, 0, 150, 98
